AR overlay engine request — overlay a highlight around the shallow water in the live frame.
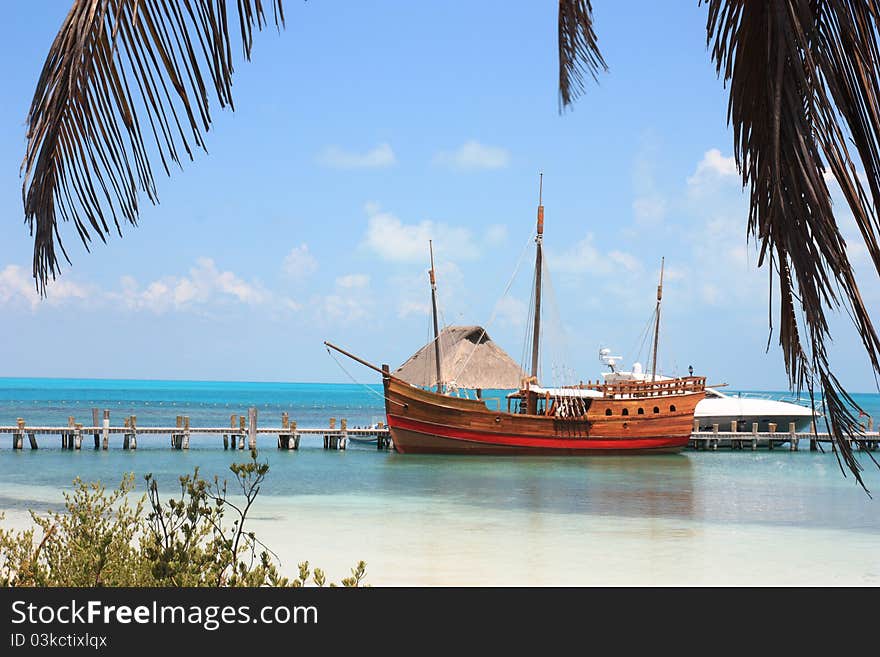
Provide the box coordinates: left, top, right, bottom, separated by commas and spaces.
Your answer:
1, 378, 878, 585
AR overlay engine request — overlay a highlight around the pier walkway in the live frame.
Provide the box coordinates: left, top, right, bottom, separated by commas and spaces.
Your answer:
0, 410, 877, 453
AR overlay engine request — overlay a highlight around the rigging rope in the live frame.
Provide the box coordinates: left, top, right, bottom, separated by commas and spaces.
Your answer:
449, 232, 535, 385
521, 263, 537, 378
325, 348, 405, 408
540, 255, 575, 387
633, 308, 656, 367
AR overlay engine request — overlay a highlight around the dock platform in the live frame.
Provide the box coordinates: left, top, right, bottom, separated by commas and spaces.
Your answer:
0, 411, 876, 453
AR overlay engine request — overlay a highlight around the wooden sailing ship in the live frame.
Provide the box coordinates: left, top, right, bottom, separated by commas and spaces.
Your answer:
325, 177, 706, 454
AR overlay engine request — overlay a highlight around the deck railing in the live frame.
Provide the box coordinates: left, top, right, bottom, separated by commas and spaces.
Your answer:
579, 376, 707, 399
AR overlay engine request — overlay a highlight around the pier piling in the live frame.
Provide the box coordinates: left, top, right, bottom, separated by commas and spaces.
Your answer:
789, 422, 798, 451
279, 412, 289, 449
13, 419, 23, 450
239, 415, 246, 450
377, 421, 390, 450
91, 409, 98, 449
92, 409, 100, 449
102, 410, 110, 450
248, 408, 257, 450
224, 415, 234, 450
130, 415, 137, 450
172, 416, 182, 449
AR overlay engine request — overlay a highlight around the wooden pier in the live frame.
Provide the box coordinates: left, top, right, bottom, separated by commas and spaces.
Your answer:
0, 408, 393, 452
688, 419, 879, 452
0, 411, 877, 453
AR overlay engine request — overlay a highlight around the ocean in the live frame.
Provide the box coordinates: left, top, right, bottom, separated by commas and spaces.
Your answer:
0, 377, 878, 585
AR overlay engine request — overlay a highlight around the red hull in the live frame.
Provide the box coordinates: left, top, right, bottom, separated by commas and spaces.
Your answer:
382, 375, 704, 456
388, 415, 690, 455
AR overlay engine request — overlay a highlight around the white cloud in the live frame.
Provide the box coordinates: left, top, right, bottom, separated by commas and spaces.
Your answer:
336, 273, 369, 288
318, 292, 371, 324
687, 149, 738, 187
362, 204, 479, 263
316, 143, 396, 169
0, 265, 90, 309
484, 224, 508, 246
310, 270, 376, 325
551, 234, 640, 277
608, 251, 642, 273
494, 295, 528, 329
434, 140, 510, 170
391, 259, 465, 321
631, 135, 668, 225
283, 244, 318, 279
397, 300, 431, 318
632, 196, 667, 224
278, 297, 302, 312
701, 283, 722, 305
116, 258, 269, 313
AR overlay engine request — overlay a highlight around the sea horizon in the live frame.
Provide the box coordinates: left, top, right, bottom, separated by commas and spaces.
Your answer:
1, 375, 876, 396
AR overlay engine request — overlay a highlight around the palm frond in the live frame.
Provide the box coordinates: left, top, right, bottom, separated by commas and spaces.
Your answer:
558, 0, 607, 109
21, 0, 285, 294
704, 0, 880, 490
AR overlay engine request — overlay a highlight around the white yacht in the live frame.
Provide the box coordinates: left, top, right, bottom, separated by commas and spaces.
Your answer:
597, 349, 818, 432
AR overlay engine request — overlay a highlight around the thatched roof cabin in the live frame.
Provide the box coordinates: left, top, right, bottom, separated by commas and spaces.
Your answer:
394, 325, 525, 390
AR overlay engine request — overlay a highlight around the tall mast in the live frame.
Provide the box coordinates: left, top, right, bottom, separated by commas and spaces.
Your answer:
650, 256, 665, 382
429, 240, 443, 393
530, 174, 544, 379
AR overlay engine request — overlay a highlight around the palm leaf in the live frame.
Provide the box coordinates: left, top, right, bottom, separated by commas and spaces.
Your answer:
703, 0, 880, 490
21, 0, 285, 294
558, 0, 607, 109
560, 0, 879, 489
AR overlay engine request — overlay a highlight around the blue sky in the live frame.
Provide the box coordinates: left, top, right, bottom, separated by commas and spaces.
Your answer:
0, 1, 876, 391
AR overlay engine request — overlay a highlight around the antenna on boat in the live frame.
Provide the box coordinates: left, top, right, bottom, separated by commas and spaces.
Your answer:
530, 173, 544, 381
650, 257, 664, 382
428, 240, 443, 393
599, 347, 621, 372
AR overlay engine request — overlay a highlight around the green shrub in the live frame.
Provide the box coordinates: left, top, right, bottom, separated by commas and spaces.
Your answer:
0, 451, 365, 587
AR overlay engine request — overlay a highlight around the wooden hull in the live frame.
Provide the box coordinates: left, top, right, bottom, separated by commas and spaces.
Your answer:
383, 376, 704, 455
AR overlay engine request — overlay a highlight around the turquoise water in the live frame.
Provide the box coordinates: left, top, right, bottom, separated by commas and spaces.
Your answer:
1, 378, 879, 585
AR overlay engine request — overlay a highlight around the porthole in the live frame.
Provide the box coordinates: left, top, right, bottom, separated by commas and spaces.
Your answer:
670, 405, 677, 412
637, 408, 644, 415
622, 408, 629, 416
605, 408, 612, 416
653, 406, 660, 414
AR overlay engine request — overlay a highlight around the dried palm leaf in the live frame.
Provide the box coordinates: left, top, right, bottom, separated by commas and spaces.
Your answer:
560, 0, 879, 490
21, 0, 285, 293
704, 0, 880, 491
558, 0, 607, 108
